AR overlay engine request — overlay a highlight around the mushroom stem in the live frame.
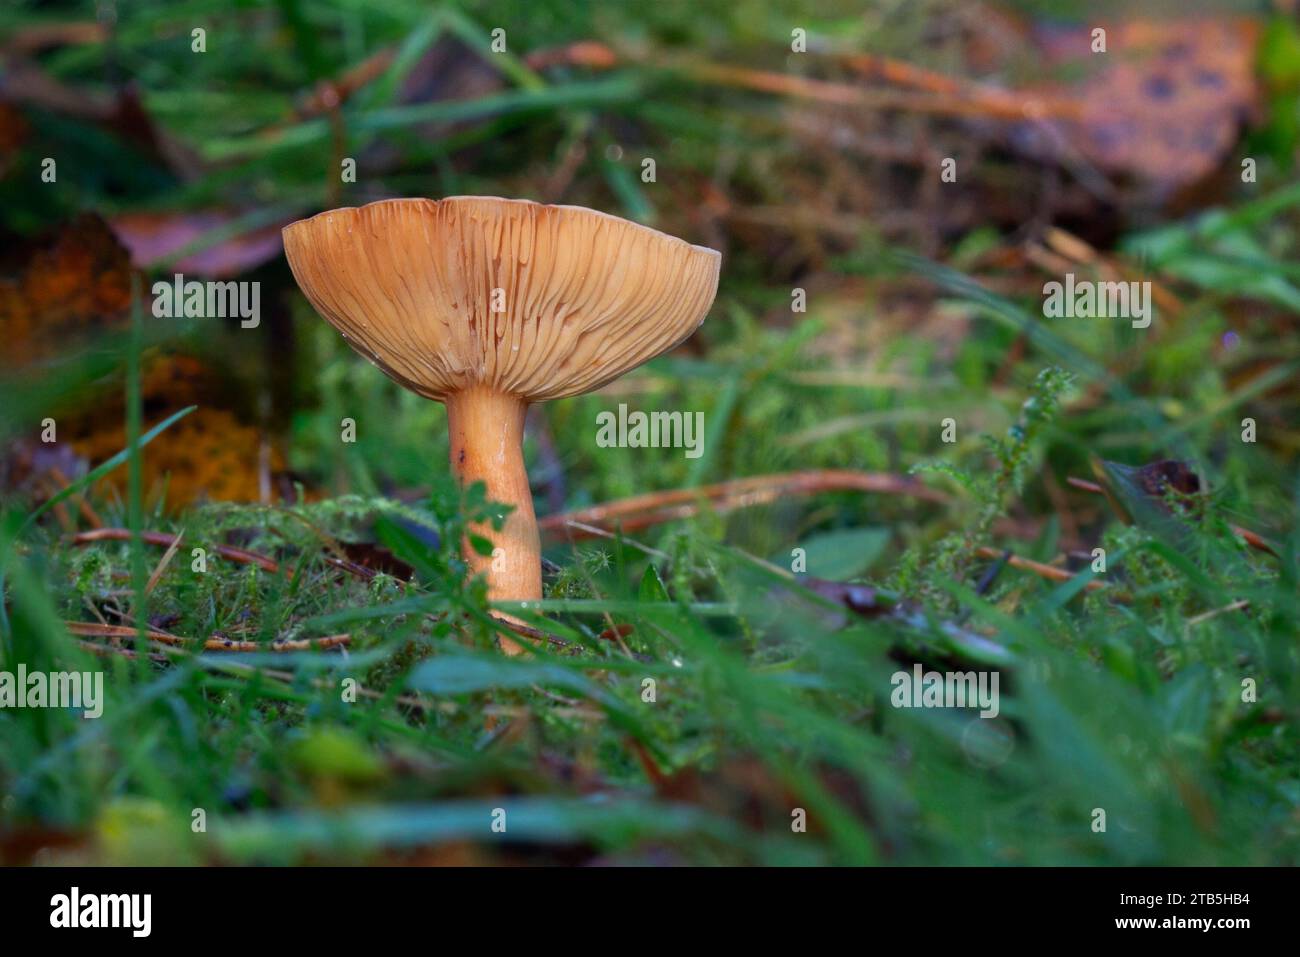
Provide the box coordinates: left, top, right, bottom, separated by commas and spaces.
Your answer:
444, 385, 539, 654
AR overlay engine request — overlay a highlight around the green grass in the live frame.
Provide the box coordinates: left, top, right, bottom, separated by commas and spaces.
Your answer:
3, 268, 1296, 863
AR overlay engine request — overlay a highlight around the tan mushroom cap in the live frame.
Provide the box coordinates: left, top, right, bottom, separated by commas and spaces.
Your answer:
282, 196, 721, 402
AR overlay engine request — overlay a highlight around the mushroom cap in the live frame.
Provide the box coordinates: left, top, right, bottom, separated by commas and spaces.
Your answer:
282, 196, 720, 402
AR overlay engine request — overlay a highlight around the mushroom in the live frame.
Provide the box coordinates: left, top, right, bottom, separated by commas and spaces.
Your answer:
282, 197, 720, 651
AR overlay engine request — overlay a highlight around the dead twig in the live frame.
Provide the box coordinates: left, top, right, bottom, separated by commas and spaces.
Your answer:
522, 40, 1081, 121
47, 466, 103, 529
143, 532, 184, 597
1066, 476, 1278, 557
1186, 600, 1251, 628
64, 621, 350, 653
540, 469, 944, 540
69, 528, 281, 573
975, 546, 1110, 593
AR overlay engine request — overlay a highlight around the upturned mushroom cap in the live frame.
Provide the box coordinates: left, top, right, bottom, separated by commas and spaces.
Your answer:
282, 196, 720, 402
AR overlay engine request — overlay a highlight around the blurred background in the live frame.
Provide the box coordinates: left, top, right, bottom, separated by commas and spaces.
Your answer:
1, 0, 1298, 866
3, 0, 1296, 517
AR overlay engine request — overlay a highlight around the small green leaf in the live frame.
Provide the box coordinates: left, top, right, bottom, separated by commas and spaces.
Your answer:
290, 728, 385, 783
638, 565, 670, 602
789, 528, 889, 580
